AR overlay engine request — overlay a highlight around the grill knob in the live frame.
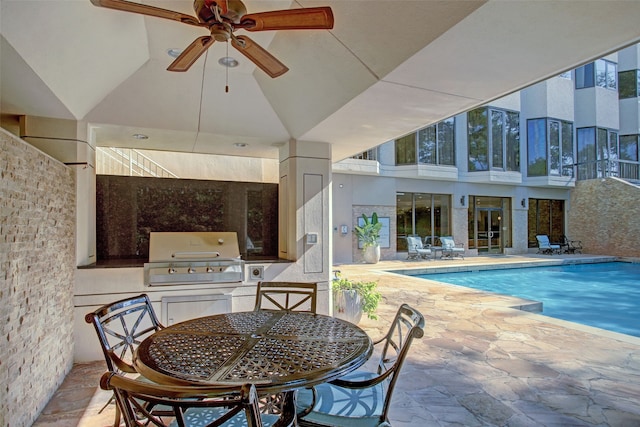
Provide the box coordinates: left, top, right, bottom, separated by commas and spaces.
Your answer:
187, 266, 196, 274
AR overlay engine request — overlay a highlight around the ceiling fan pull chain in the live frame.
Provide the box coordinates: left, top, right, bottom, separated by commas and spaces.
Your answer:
225, 41, 230, 93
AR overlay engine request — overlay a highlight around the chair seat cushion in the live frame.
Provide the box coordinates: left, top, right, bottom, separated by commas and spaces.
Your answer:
296, 371, 386, 427
170, 407, 281, 427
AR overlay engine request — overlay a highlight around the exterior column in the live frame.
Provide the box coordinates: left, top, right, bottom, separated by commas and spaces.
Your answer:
19, 115, 96, 266
278, 139, 332, 276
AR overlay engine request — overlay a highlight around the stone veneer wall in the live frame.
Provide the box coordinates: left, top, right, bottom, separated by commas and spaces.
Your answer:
352, 205, 396, 263
568, 177, 640, 257
0, 128, 76, 426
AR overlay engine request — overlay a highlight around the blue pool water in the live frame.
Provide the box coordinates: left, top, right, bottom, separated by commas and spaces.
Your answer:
412, 262, 640, 338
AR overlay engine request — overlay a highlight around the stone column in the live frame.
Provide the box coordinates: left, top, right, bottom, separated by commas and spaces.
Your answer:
19, 115, 96, 266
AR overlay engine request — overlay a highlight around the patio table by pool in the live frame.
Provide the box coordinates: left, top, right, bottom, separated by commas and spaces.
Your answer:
133, 311, 373, 394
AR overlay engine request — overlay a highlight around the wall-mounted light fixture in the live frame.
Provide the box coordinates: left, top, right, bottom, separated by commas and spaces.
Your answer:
521, 198, 526, 208
460, 195, 465, 206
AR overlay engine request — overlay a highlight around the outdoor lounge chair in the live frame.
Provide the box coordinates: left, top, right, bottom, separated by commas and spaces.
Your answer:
439, 236, 465, 259
536, 235, 561, 255
406, 236, 432, 260
561, 235, 583, 254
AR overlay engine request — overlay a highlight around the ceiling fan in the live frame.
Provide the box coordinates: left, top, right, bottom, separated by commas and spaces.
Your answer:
90, 0, 334, 77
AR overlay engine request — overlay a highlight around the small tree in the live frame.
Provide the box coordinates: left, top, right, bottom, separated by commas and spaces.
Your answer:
354, 212, 382, 249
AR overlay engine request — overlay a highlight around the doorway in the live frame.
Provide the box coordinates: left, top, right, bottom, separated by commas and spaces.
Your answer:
469, 196, 511, 254
476, 208, 502, 253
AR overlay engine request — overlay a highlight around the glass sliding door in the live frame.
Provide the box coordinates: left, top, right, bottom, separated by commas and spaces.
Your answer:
396, 192, 450, 251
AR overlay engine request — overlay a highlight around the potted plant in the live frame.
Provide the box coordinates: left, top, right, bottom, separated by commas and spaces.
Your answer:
354, 212, 383, 263
332, 271, 382, 324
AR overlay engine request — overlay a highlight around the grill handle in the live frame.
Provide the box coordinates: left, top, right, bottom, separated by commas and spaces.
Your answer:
172, 251, 221, 258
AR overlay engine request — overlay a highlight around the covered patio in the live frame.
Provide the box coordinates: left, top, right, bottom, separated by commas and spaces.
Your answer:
36, 254, 640, 426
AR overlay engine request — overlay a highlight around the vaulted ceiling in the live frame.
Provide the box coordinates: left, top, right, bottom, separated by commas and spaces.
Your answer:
2, 0, 640, 161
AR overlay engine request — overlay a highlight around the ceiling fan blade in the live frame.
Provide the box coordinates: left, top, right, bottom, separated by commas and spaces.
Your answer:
232, 35, 289, 78
90, 0, 204, 27
167, 36, 215, 72
239, 6, 334, 31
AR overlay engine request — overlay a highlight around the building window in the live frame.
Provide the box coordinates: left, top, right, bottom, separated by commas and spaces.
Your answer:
395, 133, 416, 165
395, 118, 456, 166
619, 135, 640, 180
575, 59, 617, 90
576, 127, 618, 180
467, 107, 519, 172
417, 118, 456, 166
396, 192, 450, 251
352, 147, 378, 161
527, 199, 564, 248
619, 70, 640, 99
527, 118, 574, 177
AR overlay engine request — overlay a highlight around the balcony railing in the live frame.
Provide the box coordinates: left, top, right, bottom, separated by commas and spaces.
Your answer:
96, 147, 178, 178
576, 159, 640, 182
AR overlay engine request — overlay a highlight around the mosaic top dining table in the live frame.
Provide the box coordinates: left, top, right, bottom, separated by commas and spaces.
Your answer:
133, 310, 373, 394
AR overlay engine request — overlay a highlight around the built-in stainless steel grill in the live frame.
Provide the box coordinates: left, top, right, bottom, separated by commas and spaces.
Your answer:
144, 232, 244, 286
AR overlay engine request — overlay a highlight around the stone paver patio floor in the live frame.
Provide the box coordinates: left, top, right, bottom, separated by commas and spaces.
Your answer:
35, 254, 640, 426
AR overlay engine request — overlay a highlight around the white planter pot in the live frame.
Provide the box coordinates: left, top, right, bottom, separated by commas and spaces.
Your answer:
363, 245, 380, 264
333, 290, 363, 324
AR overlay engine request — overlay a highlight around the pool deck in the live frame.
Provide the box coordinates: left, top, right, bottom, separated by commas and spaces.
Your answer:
36, 254, 640, 426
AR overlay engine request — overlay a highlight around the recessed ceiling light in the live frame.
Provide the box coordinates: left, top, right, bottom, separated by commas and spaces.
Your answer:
132, 133, 149, 140
167, 48, 183, 58
234, 142, 247, 148
218, 56, 239, 68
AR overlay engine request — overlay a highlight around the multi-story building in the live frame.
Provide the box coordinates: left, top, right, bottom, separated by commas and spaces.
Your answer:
333, 44, 640, 264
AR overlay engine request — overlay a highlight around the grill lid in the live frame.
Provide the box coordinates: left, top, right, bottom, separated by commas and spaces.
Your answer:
148, 232, 241, 262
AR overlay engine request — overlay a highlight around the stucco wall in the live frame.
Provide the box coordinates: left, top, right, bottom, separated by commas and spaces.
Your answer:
568, 177, 640, 257
0, 128, 76, 426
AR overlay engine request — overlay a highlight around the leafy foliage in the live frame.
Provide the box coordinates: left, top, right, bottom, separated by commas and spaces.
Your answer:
332, 272, 381, 320
353, 212, 382, 250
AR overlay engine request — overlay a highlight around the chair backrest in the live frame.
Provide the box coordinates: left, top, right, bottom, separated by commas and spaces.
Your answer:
536, 235, 551, 247
100, 371, 268, 427
85, 294, 163, 374
374, 304, 425, 421
406, 236, 423, 252
440, 236, 455, 248
254, 281, 318, 313
562, 235, 582, 247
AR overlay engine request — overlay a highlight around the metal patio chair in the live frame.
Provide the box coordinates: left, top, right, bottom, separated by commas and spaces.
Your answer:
440, 236, 465, 259
296, 304, 425, 427
85, 294, 166, 426
536, 235, 561, 255
254, 281, 318, 313
561, 235, 583, 254
100, 371, 293, 427
406, 235, 432, 260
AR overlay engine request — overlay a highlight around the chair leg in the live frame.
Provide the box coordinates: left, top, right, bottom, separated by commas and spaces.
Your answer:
98, 393, 121, 427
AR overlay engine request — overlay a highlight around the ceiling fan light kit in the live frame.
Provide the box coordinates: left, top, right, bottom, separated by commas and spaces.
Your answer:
90, 0, 334, 78
218, 56, 239, 68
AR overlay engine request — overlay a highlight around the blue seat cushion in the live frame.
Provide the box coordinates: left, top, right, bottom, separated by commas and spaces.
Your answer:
297, 371, 388, 427
169, 407, 281, 427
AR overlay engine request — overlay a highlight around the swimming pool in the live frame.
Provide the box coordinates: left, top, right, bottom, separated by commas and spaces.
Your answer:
409, 262, 640, 338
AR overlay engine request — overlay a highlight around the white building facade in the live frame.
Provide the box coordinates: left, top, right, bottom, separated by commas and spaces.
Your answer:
333, 45, 640, 264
